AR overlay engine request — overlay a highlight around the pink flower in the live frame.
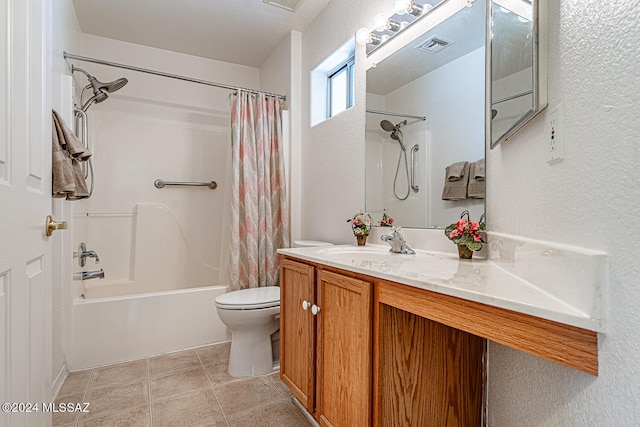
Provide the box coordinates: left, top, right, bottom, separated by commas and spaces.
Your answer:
449, 229, 460, 239
473, 234, 482, 242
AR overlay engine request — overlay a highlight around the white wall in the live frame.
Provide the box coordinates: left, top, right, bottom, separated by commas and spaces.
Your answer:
486, 0, 640, 424
303, 0, 640, 424
300, 0, 390, 245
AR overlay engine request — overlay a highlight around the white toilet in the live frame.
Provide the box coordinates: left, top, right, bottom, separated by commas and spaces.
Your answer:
215, 240, 333, 377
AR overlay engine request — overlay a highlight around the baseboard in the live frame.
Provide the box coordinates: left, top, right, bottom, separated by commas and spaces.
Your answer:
51, 361, 69, 400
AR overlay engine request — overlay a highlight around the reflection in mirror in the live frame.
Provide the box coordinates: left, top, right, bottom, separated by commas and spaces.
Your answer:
490, 0, 547, 147
366, 0, 486, 229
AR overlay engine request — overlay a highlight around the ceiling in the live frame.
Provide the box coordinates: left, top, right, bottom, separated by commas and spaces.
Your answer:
72, 0, 330, 68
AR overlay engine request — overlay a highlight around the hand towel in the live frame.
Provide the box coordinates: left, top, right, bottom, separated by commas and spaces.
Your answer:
65, 159, 90, 200
52, 115, 76, 197
473, 158, 485, 181
442, 162, 470, 200
52, 109, 91, 160
447, 161, 468, 181
51, 109, 91, 200
467, 161, 485, 199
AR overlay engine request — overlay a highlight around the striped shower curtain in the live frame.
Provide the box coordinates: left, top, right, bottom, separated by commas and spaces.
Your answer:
229, 90, 289, 290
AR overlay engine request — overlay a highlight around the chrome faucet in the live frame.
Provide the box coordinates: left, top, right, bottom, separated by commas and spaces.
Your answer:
380, 227, 415, 254
74, 242, 100, 267
74, 269, 105, 281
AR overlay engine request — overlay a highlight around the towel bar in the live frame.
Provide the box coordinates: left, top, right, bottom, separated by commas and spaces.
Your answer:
154, 179, 217, 190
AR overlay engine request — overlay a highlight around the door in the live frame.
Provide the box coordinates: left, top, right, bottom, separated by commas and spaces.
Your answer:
316, 270, 372, 427
0, 0, 53, 426
279, 258, 316, 412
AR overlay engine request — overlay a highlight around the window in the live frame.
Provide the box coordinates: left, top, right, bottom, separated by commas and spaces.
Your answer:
310, 39, 355, 127
328, 57, 355, 118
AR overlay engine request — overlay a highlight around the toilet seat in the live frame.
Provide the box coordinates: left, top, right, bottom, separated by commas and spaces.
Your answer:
215, 286, 280, 310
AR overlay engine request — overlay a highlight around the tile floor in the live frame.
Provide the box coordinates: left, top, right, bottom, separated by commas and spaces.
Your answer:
53, 342, 315, 427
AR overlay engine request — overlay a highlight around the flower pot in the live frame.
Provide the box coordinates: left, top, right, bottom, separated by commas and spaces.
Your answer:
457, 244, 473, 260
356, 234, 367, 246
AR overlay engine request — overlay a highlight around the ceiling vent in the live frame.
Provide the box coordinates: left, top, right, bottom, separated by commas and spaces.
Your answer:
263, 0, 306, 12
415, 36, 454, 54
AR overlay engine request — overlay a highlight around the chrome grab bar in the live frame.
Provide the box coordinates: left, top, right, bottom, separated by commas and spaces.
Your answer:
74, 108, 89, 178
154, 179, 217, 190
410, 144, 419, 193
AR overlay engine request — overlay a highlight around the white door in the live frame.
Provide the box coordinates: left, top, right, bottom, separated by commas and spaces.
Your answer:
0, 0, 53, 426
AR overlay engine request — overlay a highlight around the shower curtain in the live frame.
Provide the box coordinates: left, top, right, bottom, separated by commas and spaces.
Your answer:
229, 90, 289, 290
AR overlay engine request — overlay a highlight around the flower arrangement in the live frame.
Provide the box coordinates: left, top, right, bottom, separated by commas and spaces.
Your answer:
348, 212, 372, 236
379, 210, 394, 227
444, 210, 485, 252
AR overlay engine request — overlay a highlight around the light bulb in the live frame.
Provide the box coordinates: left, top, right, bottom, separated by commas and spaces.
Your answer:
373, 13, 388, 31
394, 0, 410, 15
356, 28, 371, 44
395, 0, 425, 17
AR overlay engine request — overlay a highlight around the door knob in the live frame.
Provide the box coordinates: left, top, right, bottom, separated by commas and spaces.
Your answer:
45, 215, 67, 236
311, 304, 321, 316
302, 300, 310, 311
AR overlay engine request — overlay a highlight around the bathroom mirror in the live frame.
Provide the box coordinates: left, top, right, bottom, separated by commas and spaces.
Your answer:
489, 0, 547, 148
365, 0, 486, 229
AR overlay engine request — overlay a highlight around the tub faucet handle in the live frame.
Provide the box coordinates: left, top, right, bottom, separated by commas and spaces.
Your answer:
75, 242, 100, 267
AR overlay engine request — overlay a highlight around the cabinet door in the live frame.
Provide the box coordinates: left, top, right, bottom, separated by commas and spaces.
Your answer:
316, 270, 372, 427
280, 259, 316, 412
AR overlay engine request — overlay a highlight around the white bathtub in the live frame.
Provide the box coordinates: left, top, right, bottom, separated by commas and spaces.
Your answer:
67, 284, 230, 370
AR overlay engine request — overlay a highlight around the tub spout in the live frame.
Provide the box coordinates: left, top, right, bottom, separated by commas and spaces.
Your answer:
74, 269, 105, 281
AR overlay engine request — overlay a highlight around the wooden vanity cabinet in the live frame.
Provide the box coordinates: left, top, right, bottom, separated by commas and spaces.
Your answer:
280, 256, 485, 426
280, 258, 315, 411
280, 258, 373, 427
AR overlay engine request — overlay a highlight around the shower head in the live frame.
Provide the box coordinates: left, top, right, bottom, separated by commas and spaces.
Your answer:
380, 119, 408, 151
89, 75, 128, 94
72, 66, 128, 112
380, 119, 396, 132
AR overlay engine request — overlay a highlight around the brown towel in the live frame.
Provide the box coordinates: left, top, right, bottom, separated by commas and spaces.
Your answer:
467, 162, 485, 199
473, 158, 485, 181
51, 109, 91, 199
447, 161, 468, 181
442, 162, 470, 200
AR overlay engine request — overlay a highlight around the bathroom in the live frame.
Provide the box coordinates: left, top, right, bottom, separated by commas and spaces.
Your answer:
1, 0, 639, 425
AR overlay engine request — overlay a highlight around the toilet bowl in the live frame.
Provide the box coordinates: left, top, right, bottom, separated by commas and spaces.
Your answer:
215, 286, 281, 377
216, 240, 333, 377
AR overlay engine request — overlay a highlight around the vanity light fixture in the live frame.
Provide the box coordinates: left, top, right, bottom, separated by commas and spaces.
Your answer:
357, 1, 436, 51
356, 0, 477, 52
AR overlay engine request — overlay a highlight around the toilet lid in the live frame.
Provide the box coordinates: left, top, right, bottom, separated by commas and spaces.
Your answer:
215, 286, 280, 310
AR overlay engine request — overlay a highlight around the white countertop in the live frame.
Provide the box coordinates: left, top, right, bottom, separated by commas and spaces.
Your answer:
278, 242, 606, 332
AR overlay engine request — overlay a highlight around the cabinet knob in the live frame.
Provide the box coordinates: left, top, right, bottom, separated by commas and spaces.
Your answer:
302, 300, 310, 311
311, 304, 321, 316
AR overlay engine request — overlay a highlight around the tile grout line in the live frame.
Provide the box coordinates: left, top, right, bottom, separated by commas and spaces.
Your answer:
146, 357, 154, 427
266, 373, 311, 425
196, 347, 230, 426
74, 368, 94, 427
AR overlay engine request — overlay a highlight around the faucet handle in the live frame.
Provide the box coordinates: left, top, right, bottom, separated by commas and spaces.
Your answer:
75, 242, 100, 267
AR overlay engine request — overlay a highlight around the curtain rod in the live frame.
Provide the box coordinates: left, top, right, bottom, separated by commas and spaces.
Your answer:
63, 51, 287, 101
366, 109, 426, 121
